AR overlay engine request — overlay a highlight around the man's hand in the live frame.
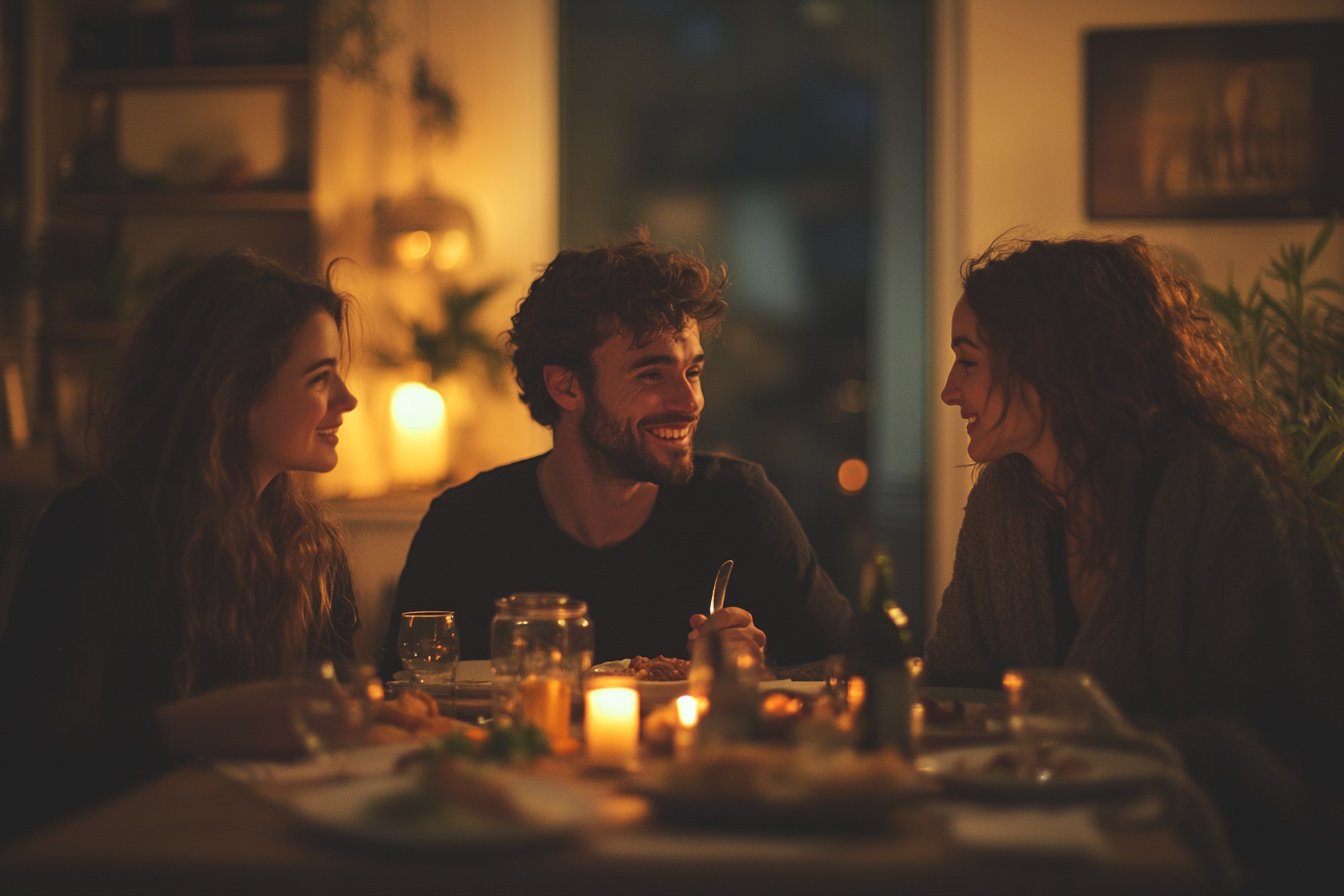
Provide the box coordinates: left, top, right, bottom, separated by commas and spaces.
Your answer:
687, 607, 766, 665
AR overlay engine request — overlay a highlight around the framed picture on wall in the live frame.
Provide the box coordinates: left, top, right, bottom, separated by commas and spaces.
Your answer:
1087, 22, 1344, 219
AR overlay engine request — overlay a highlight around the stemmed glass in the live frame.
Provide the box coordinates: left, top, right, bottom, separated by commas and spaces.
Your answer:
397, 611, 460, 684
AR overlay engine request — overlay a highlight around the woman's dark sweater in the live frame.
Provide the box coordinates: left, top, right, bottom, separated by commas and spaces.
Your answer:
0, 475, 357, 843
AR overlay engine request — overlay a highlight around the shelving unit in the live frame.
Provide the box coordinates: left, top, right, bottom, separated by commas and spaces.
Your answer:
62, 63, 311, 88
52, 191, 312, 213
35, 0, 317, 471
43, 4, 315, 267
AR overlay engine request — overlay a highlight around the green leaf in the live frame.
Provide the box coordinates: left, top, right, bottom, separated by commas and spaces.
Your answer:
1309, 441, 1344, 486
1305, 277, 1344, 296
1306, 213, 1338, 265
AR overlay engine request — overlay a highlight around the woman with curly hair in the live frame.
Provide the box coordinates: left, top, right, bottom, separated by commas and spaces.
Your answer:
0, 251, 360, 841
925, 235, 1344, 890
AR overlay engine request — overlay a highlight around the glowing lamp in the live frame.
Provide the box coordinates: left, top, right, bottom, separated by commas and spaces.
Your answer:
393, 230, 432, 267
374, 194, 476, 272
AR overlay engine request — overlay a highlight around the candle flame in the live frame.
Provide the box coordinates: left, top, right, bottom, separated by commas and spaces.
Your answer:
391, 383, 446, 432
675, 694, 699, 727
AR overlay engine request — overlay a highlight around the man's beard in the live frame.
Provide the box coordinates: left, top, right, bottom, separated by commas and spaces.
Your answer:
580, 394, 696, 487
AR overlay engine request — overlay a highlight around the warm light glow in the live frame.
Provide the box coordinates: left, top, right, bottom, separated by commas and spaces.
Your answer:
394, 230, 433, 269
586, 686, 640, 766
520, 675, 572, 745
837, 458, 868, 493
847, 675, 867, 710
886, 605, 909, 627
1002, 670, 1024, 709
432, 228, 470, 271
390, 382, 449, 486
391, 383, 445, 431
760, 692, 804, 717
675, 694, 699, 728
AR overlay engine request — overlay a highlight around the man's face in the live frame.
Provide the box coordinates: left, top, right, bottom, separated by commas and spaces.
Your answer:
579, 323, 705, 486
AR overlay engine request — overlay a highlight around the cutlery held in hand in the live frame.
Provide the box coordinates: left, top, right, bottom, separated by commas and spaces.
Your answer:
709, 560, 733, 616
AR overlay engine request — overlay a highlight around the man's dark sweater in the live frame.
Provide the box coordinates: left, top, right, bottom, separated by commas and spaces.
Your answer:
384, 453, 851, 674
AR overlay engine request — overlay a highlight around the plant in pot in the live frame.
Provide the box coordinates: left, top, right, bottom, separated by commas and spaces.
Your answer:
1202, 214, 1344, 570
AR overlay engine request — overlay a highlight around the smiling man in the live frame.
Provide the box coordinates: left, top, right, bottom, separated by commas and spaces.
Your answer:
382, 234, 851, 671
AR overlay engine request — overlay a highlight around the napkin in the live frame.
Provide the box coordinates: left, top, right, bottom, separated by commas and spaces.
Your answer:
941, 804, 1108, 860
759, 680, 825, 696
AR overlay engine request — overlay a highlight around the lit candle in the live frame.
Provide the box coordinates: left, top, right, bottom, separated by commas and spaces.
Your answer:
675, 694, 699, 728
585, 686, 639, 766
390, 382, 449, 486
673, 693, 699, 760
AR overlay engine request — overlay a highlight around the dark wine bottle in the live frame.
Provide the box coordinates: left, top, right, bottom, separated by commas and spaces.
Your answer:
845, 547, 915, 755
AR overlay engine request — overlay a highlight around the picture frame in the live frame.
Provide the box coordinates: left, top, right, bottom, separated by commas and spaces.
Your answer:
1087, 22, 1344, 219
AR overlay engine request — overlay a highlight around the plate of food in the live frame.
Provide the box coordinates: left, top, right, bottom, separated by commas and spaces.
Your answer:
589, 656, 691, 705
632, 743, 932, 831
289, 759, 597, 850
915, 744, 1168, 800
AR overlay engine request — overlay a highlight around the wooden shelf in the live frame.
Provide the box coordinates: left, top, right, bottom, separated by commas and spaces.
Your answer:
53, 192, 311, 214
62, 64, 311, 89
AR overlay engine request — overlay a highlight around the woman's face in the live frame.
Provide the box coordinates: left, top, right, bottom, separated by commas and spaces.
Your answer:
248, 312, 357, 491
940, 295, 1049, 466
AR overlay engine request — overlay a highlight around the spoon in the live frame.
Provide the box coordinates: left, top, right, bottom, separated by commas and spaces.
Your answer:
709, 560, 734, 616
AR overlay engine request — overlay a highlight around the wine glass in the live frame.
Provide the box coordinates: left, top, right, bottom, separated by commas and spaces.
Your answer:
397, 611, 460, 684
1003, 669, 1098, 782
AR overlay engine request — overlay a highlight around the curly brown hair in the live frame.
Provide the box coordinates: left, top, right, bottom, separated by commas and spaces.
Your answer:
102, 250, 357, 696
962, 235, 1300, 575
508, 231, 728, 426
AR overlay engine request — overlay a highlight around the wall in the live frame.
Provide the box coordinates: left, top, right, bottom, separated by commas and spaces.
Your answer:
310, 0, 558, 658
312, 0, 555, 500
928, 0, 1344, 624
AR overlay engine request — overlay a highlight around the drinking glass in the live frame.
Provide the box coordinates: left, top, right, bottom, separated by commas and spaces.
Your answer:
290, 660, 381, 758
1003, 669, 1121, 781
397, 611, 460, 684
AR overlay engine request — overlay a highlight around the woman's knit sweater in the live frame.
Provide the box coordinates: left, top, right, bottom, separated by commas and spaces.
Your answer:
925, 441, 1344, 883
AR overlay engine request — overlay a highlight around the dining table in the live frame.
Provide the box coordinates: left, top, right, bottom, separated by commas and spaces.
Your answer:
0, 665, 1236, 896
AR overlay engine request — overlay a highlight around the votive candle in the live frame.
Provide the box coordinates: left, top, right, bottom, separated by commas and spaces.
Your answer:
585, 686, 639, 766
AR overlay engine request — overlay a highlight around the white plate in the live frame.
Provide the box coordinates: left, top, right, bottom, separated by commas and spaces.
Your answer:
589, 661, 823, 704
916, 744, 1168, 800
590, 659, 689, 706
289, 773, 597, 850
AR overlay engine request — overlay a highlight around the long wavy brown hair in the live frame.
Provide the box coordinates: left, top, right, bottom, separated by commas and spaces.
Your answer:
962, 235, 1300, 577
101, 250, 357, 697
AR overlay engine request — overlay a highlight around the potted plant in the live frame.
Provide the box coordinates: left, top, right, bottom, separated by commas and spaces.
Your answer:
1202, 214, 1344, 570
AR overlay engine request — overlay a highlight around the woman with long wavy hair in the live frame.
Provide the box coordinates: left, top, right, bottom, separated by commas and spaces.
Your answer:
0, 250, 360, 841
925, 235, 1344, 890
